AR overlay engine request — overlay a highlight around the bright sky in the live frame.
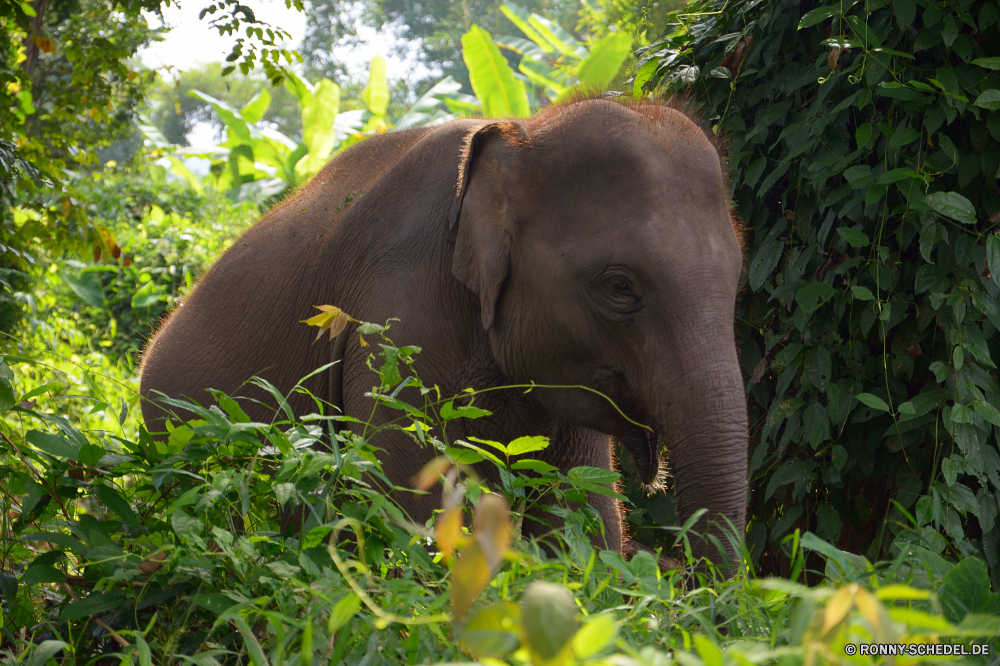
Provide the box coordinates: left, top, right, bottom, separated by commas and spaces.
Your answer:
139, 0, 437, 146
139, 0, 435, 81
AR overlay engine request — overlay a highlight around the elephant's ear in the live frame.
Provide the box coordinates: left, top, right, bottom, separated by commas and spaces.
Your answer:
450, 121, 529, 331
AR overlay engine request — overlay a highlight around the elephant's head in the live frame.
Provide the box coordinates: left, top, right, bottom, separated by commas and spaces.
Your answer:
450, 98, 748, 566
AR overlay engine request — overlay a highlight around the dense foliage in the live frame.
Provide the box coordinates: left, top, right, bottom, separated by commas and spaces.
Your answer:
6, 0, 1000, 660
632, 0, 1000, 586
2, 330, 998, 663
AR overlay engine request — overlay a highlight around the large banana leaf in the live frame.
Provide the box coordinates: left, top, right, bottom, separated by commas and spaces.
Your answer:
189, 90, 252, 144
240, 89, 271, 124
300, 78, 341, 176
283, 70, 315, 106
462, 24, 530, 118
574, 32, 632, 90
527, 13, 585, 59
499, 2, 554, 55
518, 59, 568, 97
495, 35, 548, 61
396, 76, 464, 129
361, 56, 389, 117
166, 157, 204, 194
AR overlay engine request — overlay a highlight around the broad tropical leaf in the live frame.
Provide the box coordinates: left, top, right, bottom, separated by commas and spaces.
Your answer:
462, 25, 530, 118
300, 78, 341, 176
575, 32, 632, 90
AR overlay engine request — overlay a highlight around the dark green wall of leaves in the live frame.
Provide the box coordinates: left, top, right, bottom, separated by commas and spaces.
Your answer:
629, 0, 1000, 583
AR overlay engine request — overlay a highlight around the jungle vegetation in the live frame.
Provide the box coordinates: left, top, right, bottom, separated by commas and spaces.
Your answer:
1, 0, 999, 661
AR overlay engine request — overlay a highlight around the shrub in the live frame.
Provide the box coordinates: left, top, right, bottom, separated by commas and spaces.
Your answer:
633, 0, 1000, 585
2, 331, 998, 663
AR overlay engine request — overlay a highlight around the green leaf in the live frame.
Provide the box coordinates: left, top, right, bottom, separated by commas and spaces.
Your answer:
364, 56, 389, 116
458, 602, 521, 659
527, 13, 581, 58
575, 32, 632, 90
301, 78, 340, 175
939, 557, 999, 623
462, 24, 530, 118
795, 283, 835, 314
837, 227, 869, 247
25, 641, 69, 666
92, 484, 141, 528
20, 564, 66, 586
0, 376, 15, 413
511, 459, 559, 473
20, 532, 87, 554
499, 1, 554, 54
27, 429, 81, 460
893, 0, 915, 27
567, 466, 620, 485
189, 90, 252, 144
495, 35, 547, 60
519, 59, 568, 95
973, 401, 1000, 427
327, 593, 361, 634
167, 157, 205, 194
855, 122, 871, 148
240, 89, 271, 124
798, 5, 839, 29
507, 435, 549, 456
971, 58, 1000, 70
973, 89, 1000, 110
395, 76, 462, 129
61, 591, 122, 622
851, 285, 875, 301
283, 70, 314, 105
986, 234, 1000, 289
572, 614, 617, 659
63, 271, 105, 308
131, 280, 166, 309
748, 240, 783, 291
888, 128, 920, 147
843, 164, 874, 189
926, 191, 977, 224
855, 393, 890, 412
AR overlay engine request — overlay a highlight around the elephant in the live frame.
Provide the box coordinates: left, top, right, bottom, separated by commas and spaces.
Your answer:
140, 97, 749, 570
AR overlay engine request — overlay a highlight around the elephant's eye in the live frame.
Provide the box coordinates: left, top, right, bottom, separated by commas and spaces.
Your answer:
599, 271, 642, 315
610, 276, 631, 293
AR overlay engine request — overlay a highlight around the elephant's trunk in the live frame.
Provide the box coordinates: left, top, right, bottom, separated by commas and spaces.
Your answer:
652, 325, 748, 572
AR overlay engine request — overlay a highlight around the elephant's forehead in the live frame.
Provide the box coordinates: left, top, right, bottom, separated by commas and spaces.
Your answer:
524, 100, 721, 172
521, 128, 723, 211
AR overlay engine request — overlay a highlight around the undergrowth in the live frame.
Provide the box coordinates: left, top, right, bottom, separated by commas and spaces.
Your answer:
1, 324, 998, 665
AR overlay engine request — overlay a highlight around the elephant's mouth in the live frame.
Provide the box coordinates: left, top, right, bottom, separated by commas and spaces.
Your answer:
617, 409, 661, 487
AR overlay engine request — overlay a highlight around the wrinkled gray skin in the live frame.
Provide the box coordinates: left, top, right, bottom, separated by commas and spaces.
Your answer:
141, 99, 748, 568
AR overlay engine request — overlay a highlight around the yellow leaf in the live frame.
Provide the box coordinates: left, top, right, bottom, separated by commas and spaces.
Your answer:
436, 504, 463, 562
413, 456, 452, 491
62, 200, 71, 216
451, 541, 492, 621
88, 107, 99, 119
300, 305, 351, 342
854, 588, 885, 637
822, 584, 857, 635
474, 494, 511, 573
302, 311, 335, 327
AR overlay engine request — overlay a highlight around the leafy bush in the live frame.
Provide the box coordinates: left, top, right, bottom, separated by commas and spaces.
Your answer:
2, 329, 998, 663
635, 0, 1000, 585
12, 160, 257, 369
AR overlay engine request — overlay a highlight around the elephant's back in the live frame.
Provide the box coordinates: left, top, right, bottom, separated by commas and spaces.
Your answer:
138, 123, 465, 426
264, 126, 438, 230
